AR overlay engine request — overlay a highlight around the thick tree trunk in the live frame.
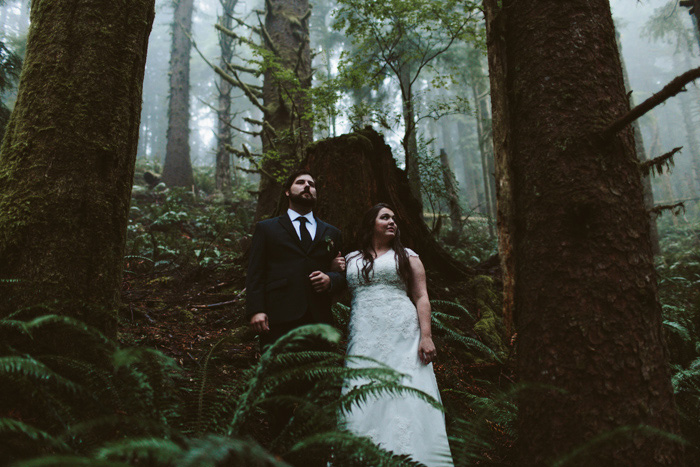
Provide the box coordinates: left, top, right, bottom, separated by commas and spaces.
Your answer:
485, 0, 683, 464
255, 0, 313, 219
215, 0, 237, 195
0, 0, 155, 335
162, 0, 195, 188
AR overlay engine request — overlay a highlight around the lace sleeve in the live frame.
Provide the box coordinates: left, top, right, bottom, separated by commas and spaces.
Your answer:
404, 248, 419, 257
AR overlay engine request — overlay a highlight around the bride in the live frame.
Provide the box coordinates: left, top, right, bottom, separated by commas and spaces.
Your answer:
339, 203, 454, 467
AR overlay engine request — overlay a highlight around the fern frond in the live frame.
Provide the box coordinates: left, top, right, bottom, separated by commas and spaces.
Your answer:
181, 434, 291, 466
13, 456, 131, 467
228, 325, 341, 434
664, 320, 692, 343
430, 299, 475, 321
0, 418, 70, 451
95, 437, 182, 463
337, 381, 444, 414
0, 356, 85, 395
432, 317, 500, 361
24, 315, 116, 352
288, 430, 424, 467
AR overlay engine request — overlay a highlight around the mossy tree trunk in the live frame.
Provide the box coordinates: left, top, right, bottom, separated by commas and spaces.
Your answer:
485, 0, 683, 464
162, 0, 195, 188
0, 0, 156, 335
255, 0, 313, 220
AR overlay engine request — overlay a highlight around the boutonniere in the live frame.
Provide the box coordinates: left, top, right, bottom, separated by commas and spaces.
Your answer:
324, 236, 335, 254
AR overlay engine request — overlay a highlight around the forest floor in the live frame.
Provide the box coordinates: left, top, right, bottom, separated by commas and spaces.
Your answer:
114, 182, 517, 463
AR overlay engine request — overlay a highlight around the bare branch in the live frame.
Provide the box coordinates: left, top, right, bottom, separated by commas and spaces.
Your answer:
602, 66, 700, 138
640, 146, 682, 176
215, 23, 259, 49
244, 117, 264, 126
650, 202, 686, 217
225, 62, 262, 77
226, 144, 275, 181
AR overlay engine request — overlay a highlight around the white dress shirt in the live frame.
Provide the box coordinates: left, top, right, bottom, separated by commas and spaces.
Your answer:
287, 209, 317, 241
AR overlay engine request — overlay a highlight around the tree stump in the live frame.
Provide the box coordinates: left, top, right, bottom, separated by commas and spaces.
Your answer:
274, 127, 470, 280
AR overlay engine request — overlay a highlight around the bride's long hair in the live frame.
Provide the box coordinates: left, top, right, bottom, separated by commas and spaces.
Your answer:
354, 203, 412, 290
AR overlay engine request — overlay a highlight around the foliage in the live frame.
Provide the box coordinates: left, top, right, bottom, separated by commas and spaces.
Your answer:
0, 304, 468, 466
0, 28, 22, 138
125, 165, 255, 275
656, 215, 700, 455
641, 0, 696, 53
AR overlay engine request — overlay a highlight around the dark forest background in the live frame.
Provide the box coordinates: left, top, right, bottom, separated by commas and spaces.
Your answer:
1, 0, 700, 465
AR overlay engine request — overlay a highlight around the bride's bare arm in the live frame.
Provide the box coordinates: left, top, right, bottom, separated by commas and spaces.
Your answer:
409, 256, 437, 364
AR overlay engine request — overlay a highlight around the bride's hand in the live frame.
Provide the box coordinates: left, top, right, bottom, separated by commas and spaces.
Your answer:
418, 336, 437, 364
330, 252, 345, 272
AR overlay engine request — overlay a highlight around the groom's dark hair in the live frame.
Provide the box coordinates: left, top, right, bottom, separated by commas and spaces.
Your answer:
283, 169, 316, 193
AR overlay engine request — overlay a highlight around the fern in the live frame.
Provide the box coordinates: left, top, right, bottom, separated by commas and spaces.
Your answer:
13, 457, 132, 467
95, 437, 182, 463
431, 299, 475, 322
0, 356, 85, 396
0, 417, 71, 451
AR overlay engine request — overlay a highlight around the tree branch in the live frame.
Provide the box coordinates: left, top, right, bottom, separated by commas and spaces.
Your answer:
602, 66, 700, 138
640, 146, 682, 176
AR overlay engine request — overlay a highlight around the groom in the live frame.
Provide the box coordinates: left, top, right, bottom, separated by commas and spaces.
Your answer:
246, 169, 345, 349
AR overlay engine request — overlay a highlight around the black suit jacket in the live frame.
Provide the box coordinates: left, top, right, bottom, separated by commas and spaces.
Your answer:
245, 214, 345, 325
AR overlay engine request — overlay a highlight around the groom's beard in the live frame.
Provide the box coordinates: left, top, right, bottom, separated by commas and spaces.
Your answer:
289, 190, 316, 208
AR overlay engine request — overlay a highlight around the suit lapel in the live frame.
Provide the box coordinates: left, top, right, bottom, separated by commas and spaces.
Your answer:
278, 215, 305, 252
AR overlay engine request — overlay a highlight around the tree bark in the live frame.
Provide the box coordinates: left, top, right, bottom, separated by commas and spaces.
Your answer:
215, 0, 238, 195
255, 0, 313, 219
0, 0, 155, 335
162, 0, 195, 188
485, 0, 683, 464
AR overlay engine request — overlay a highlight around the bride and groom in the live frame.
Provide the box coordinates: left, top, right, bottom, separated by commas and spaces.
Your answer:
246, 170, 454, 467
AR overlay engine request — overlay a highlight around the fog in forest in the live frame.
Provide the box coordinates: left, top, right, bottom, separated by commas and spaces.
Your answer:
1, 0, 698, 218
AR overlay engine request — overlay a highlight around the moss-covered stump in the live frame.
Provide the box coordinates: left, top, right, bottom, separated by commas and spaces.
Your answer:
284, 127, 469, 279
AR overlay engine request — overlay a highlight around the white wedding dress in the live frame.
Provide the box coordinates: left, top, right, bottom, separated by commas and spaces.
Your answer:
342, 248, 454, 467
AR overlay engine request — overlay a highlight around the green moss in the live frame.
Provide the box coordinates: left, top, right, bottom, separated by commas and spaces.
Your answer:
473, 307, 508, 356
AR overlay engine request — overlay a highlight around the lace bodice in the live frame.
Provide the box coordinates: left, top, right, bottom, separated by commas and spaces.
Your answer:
345, 248, 420, 366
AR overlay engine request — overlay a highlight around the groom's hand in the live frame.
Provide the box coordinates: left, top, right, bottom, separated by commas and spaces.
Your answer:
309, 271, 331, 293
250, 313, 269, 333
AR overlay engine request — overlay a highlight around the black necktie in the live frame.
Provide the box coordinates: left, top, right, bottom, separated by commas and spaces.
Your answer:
298, 217, 312, 251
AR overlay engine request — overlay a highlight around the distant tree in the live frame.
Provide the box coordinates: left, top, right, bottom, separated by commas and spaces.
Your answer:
0, 0, 22, 140
162, 0, 195, 188
485, 0, 687, 464
333, 0, 481, 206
0, 0, 156, 336
215, 0, 238, 195
209, 0, 312, 218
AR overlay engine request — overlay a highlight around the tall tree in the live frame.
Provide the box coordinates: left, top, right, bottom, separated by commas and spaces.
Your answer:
334, 0, 480, 207
256, 0, 313, 218
0, 0, 156, 335
162, 0, 195, 188
485, 0, 685, 464
215, 0, 238, 195
209, 0, 313, 218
